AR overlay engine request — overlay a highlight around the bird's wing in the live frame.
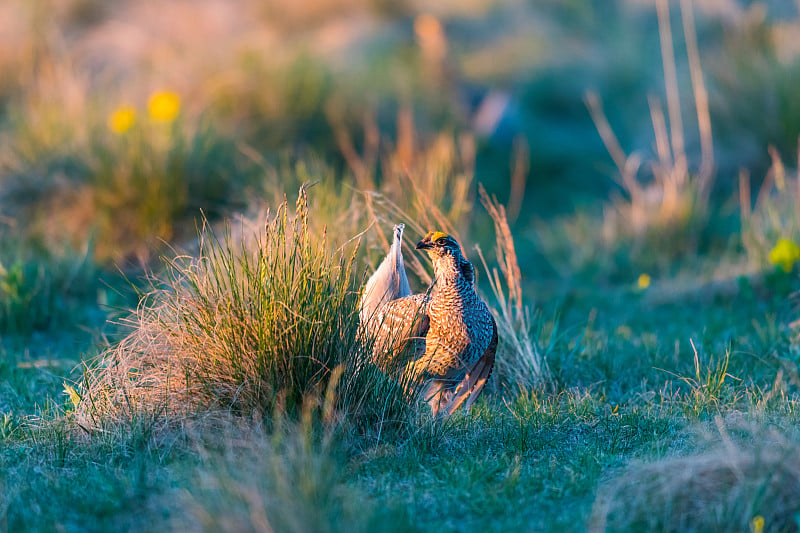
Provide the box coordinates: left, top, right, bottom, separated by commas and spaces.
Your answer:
440, 317, 497, 416
369, 294, 429, 373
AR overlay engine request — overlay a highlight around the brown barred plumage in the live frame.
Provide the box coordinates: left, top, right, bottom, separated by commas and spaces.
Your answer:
359, 227, 497, 416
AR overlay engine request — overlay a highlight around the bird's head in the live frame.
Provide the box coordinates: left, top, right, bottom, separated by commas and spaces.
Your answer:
416, 231, 462, 258
417, 230, 475, 283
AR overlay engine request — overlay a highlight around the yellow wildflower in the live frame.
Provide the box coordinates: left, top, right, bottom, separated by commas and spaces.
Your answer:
637, 273, 651, 289
107, 105, 136, 134
768, 238, 800, 273
63, 382, 81, 409
750, 515, 764, 533
147, 90, 181, 123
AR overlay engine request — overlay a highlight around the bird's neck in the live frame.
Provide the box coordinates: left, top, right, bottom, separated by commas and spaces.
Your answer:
433, 254, 471, 291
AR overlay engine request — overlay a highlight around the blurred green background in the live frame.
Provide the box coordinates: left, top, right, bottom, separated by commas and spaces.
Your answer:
1, 0, 800, 336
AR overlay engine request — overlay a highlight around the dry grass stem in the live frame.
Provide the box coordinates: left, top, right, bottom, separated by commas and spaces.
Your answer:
681, 0, 714, 184
477, 184, 549, 390
656, 0, 687, 182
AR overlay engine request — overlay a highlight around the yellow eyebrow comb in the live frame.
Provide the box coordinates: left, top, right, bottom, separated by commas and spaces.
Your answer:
425, 231, 448, 242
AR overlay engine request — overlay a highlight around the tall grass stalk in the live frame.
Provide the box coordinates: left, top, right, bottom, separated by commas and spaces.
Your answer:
476, 184, 550, 390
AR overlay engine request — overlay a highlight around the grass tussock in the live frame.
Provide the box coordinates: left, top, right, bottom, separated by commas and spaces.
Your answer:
590, 423, 800, 532
76, 186, 410, 434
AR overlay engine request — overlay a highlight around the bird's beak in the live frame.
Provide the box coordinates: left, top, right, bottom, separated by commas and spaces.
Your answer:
416, 238, 433, 250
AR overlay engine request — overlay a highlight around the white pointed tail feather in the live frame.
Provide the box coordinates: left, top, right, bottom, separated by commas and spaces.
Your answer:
359, 224, 411, 325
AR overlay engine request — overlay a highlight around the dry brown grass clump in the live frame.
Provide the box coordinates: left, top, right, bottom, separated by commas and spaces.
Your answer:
591, 424, 800, 532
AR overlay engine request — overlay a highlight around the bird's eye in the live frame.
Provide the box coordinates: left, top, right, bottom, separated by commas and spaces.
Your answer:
435, 237, 446, 245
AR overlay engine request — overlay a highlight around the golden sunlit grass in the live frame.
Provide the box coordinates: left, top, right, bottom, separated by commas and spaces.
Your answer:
332, 109, 478, 284
477, 184, 550, 390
